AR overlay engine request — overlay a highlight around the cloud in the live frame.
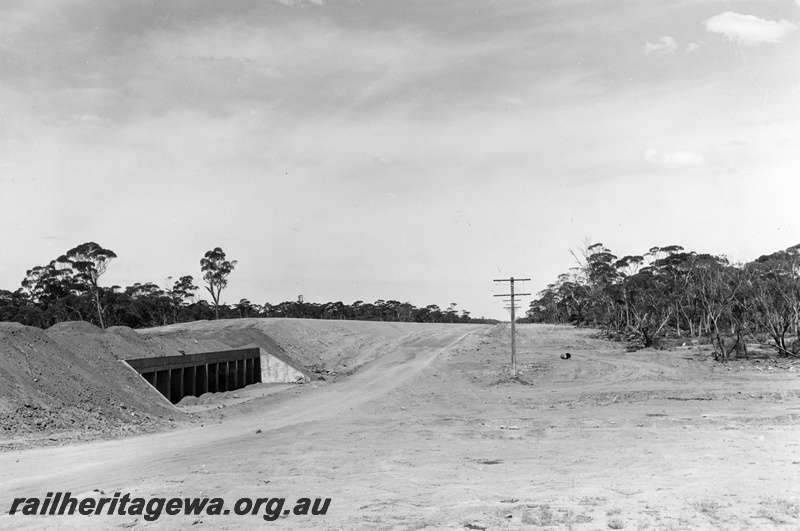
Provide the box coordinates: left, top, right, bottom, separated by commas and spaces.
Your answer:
645, 149, 705, 168
685, 42, 699, 52
373, 156, 396, 166
644, 36, 679, 54
274, 0, 325, 5
705, 12, 797, 45
498, 95, 524, 106
722, 140, 748, 148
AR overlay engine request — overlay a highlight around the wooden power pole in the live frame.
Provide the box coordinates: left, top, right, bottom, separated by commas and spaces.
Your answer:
494, 277, 530, 378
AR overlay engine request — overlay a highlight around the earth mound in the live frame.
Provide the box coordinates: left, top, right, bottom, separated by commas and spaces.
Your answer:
47, 321, 104, 334
105, 325, 141, 339
1, 317, 469, 449
140, 318, 437, 376
1, 322, 226, 447
0, 322, 29, 333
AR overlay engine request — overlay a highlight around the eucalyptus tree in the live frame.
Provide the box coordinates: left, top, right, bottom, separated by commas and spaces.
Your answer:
21, 261, 74, 306
613, 254, 645, 329
745, 245, 800, 356
122, 282, 174, 327
583, 244, 622, 331
399, 302, 415, 322
621, 268, 674, 347
200, 247, 237, 320
528, 241, 800, 360
425, 304, 443, 323
684, 254, 748, 362
165, 275, 198, 323
236, 298, 256, 318
0, 289, 21, 322
322, 301, 346, 320
445, 303, 458, 323
650, 250, 700, 337
57, 242, 117, 329
384, 300, 404, 321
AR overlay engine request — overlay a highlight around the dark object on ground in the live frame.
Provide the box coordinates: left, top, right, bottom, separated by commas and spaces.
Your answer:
560, 353, 572, 360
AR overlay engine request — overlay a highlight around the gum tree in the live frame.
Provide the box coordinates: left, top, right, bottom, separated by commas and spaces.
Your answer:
165, 275, 198, 323
746, 245, 800, 356
58, 242, 117, 329
200, 247, 237, 319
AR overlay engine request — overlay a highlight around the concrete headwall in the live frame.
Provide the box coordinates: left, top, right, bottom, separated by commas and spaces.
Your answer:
234, 343, 310, 384
261, 352, 309, 383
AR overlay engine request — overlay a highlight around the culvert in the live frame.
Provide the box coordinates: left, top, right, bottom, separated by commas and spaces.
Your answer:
125, 346, 311, 404
124, 347, 263, 404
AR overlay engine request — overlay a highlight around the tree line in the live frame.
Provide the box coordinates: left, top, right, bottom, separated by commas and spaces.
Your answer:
0, 242, 491, 329
523, 242, 800, 361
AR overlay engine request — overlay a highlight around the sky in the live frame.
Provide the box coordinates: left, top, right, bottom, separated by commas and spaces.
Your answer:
1, 0, 798, 320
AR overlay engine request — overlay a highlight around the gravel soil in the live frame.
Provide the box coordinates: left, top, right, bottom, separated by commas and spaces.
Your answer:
1, 320, 799, 530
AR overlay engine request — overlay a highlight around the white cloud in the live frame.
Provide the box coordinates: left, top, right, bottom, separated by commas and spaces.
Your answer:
373, 156, 396, 166
498, 95, 524, 106
705, 12, 797, 45
274, 0, 325, 5
645, 149, 705, 168
685, 42, 699, 52
645, 36, 679, 54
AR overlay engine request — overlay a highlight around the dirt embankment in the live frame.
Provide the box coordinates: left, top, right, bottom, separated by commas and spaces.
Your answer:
0, 321, 232, 448
139, 318, 436, 377
0, 318, 454, 449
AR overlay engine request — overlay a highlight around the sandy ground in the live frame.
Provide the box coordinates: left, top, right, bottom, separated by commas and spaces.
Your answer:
1, 321, 799, 530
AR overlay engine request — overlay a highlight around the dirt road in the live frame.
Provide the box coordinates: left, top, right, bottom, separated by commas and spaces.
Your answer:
2, 322, 799, 530
1, 324, 477, 528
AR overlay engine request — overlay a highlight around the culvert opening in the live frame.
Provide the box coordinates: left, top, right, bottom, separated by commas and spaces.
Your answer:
124, 348, 263, 404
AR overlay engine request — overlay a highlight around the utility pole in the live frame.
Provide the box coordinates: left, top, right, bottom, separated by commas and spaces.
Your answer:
494, 277, 530, 378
